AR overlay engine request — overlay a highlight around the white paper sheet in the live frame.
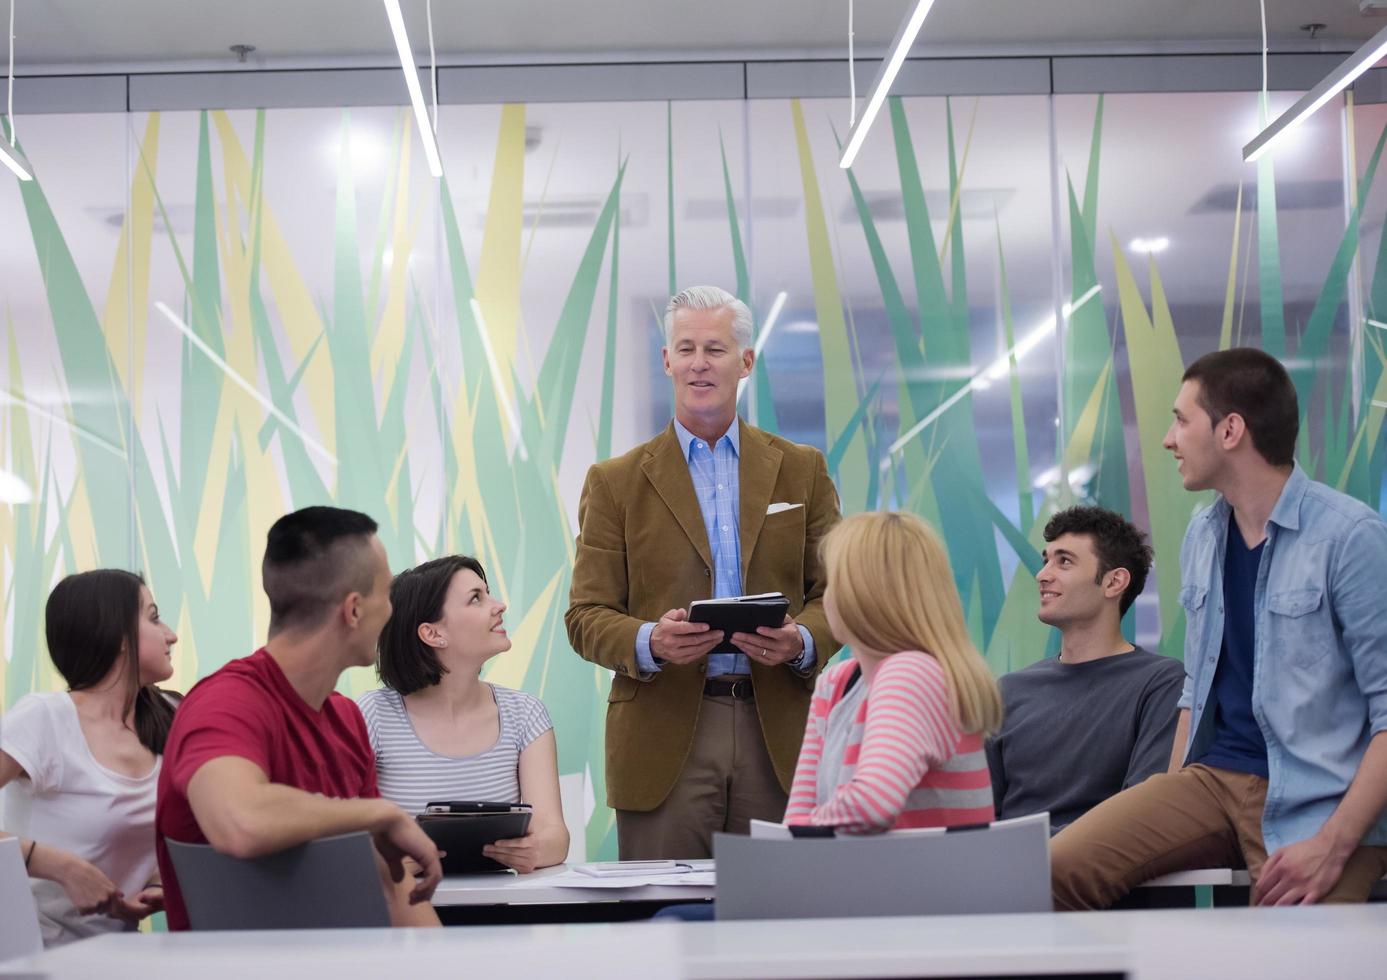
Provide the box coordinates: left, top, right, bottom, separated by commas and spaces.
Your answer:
523, 865, 716, 889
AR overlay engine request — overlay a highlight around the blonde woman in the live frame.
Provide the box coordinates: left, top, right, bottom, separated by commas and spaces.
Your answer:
785, 511, 1003, 833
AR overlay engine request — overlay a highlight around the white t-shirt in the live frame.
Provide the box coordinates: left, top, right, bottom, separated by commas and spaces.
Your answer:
1, 692, 160, 946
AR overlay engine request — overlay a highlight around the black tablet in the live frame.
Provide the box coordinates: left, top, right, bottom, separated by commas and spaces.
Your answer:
688, 593, 790, 655
416, 805, 533, 874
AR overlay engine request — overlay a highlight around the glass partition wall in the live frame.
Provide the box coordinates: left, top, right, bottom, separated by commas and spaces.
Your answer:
2, 79, 1378, 857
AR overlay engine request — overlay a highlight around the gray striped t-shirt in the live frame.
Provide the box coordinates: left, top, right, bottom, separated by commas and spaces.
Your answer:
357, 685, 553, 814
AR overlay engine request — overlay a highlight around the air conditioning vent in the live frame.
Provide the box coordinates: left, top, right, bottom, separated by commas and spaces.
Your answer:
839, 188, 1014, 224
1188, 180, 1342, 214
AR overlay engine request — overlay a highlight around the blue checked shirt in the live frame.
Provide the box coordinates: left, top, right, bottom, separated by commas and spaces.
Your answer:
635, 419, 815, 678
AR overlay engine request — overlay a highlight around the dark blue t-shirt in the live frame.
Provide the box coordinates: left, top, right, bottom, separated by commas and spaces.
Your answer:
1194, 518, 1269, 778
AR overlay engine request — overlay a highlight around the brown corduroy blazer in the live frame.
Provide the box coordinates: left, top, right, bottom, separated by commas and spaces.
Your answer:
565, 420, 842, 812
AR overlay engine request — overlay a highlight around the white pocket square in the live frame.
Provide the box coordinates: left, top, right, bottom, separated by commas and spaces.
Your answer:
766, 502, 803, 515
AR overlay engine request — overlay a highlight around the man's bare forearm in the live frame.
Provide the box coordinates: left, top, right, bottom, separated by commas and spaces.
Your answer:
189, 759, 400, 859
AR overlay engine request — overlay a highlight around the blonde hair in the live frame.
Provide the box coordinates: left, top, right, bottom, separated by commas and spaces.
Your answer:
821, 511, 1003, 735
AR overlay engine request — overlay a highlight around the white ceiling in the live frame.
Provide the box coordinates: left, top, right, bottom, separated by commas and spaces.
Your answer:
10, 0, 1386, 70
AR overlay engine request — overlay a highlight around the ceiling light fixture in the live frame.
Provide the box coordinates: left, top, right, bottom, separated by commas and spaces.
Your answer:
738, 291, 789, 405
0, 388, 126, 459
752, 291, 789, 361
3, 0, 30, 181
839, 0, 939, 169
1129, 237, 1170, 254
1244, 21, 1387, 162
155, 301, 337, 465
0, 467, 32, 505
382, 0, 443, 178
883, 284, 1101, 465
0, 137, 28, 181
469, 298, 529, 462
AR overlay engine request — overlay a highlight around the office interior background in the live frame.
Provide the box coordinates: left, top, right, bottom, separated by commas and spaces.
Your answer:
3, 0, 1386, 860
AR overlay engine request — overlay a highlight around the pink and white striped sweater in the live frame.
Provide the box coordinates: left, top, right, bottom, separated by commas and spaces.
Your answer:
785, 651, 994, 833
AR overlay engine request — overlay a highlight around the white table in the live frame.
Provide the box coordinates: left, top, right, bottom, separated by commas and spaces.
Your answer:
1070, 904, 1387, 980
0, 914, 1122, 979
7, 906, 1387, 979
427, 861, 1243, 921
0, 923, 683, 980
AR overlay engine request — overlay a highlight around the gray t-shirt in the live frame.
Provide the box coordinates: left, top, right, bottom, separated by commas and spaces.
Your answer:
357, 685, 553, 814
985, 646, 1184, 833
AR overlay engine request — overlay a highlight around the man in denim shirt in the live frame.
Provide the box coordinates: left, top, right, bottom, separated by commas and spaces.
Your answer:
1052, 348, 1387, 908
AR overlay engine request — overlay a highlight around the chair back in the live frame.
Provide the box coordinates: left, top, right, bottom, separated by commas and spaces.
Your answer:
559, 772, 586, 864
714, 813, 1051, 921
0, 837, 43, 961
165, 831, 390, 930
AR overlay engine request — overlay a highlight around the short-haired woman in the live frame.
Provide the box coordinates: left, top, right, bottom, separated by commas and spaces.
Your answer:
1, 570, 179, 945
358, 556, 568, 873
785, 511, 1003, 832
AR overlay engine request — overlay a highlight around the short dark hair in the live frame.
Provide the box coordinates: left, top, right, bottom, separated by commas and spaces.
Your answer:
46, 569, 178, 754
262, 506, 380, 636
1043, 506, 1153, 616
1182, 348, 1298, 467
377, 555, 488, 696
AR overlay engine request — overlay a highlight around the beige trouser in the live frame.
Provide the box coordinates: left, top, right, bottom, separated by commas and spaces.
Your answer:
616, 691, 787, 860
1052, 763, 1387, 910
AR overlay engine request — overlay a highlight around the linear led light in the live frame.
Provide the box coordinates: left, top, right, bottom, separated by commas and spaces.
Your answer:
753, 291, 789, 360
0, 141, 29, 180
1129, 236, 1169, 255
0, 467, 32, 504
0, 387, 126, 459
1244, 22, 1387, 162
882, 284, 1101, 467
155, 301, 337, 465
469, 298, 529, 462
839, 0, 939, 169
737, 290, 789, 405
382, 0, 443, 178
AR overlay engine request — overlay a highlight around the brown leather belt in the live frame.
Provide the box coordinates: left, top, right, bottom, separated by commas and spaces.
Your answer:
704, 677, 754, 699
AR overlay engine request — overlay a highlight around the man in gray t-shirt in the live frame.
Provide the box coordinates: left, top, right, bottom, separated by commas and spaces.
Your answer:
987, 507, 1184, 833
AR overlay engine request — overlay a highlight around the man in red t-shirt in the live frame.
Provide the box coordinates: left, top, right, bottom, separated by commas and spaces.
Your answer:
156, 507, 442, 930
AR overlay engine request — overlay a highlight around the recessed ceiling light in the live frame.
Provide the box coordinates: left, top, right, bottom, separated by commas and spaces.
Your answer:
1129, 237, 1170, 254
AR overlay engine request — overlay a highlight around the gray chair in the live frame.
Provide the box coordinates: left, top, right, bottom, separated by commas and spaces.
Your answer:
165, 831, 390, 930
714, 812, 1052, 921
0, 837, 43, 962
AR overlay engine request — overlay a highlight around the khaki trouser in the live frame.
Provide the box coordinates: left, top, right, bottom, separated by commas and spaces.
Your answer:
1052, 763, 1387, 910
616, 691, 787, 860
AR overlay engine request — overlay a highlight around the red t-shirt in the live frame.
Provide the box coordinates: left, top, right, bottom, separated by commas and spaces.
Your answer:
155, 648, 379, 931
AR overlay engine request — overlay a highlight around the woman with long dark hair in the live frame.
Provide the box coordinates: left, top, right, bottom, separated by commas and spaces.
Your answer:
358, 555, 568, 873
0, 569, 179, 945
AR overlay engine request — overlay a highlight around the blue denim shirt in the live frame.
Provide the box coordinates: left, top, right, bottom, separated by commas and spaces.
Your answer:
1176, 464, 1387, 853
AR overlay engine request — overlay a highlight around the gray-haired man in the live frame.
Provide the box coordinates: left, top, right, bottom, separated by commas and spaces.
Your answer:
566, 286, 843, 859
